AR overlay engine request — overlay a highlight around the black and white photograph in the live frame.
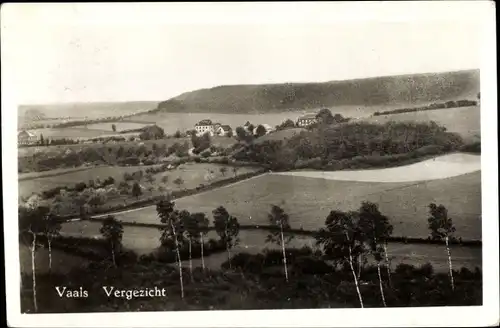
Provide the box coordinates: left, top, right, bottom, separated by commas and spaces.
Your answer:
2, 2, 498, 327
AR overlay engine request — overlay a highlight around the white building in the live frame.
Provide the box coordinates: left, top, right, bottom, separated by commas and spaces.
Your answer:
296, 113, 318, 127
195, 119, 215, 136
216, 125, 233, 136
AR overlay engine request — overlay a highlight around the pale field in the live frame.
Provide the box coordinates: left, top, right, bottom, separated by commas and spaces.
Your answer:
104, 166, 481, 240
76, 122, 151, 132
362, 106, 480, 140
173, 171, 482, 240
58, 221, 482, 272
27, 128, 141, 141
276, 153, 481, 183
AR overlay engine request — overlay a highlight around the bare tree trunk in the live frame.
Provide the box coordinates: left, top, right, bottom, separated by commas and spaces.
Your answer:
357, 254, 362, 280
47, 237, 52, 273
377, 262, 387, 307
280, 223, 289, 282
31, 233, 38, 312
384, 243, 392, 288
200, 232, 205, 271
111, 240, 116, 267
171, 222, 184, 299
227, 243, 232, 269
348, 246, 364, 308
445, 236, 455, 291
188, 238, 193, 281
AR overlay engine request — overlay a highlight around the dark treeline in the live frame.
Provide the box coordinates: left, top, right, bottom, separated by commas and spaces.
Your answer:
373, 99, 478, 116
234, 120, 464, 170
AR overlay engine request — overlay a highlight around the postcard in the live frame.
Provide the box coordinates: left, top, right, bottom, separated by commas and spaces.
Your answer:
2, 2, 498, 327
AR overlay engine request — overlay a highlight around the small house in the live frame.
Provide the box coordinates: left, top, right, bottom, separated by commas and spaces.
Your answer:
17, 130, 38, 145
216, 125, 233, 136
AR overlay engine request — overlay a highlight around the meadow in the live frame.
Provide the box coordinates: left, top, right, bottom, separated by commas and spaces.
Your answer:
29, 127, 114, 140
173, 171, 481, 240
76, 122, 151, 132
57, 220, 482, 272
107, 158, 481, 241
363, 106, 480, 141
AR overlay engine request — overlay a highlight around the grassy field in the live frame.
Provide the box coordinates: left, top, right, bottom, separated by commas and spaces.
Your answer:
148, 162, 259, 190
256, 128, 306, 143
75, 122, 151, 132
105, 166, 481, 241
29, 127, 114, 140
363, 106, 480, 141
172, 172, 481, 240
58, 220, 482, 272
19, 166, 100, 181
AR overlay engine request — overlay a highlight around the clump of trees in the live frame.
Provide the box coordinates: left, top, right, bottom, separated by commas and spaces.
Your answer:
234, 121, 464, 171
275, 119, 296, 131
191, 133, 211, 154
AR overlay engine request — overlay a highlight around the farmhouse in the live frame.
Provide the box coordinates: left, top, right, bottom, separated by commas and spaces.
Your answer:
216, 125, 233, 136
17, 130, 38, 145
296, 113, 317, 127
195, 120, 232, 136
195, 119, 215, 136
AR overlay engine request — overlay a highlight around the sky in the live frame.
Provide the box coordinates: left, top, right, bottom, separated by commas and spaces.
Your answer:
1, 2, 489, 104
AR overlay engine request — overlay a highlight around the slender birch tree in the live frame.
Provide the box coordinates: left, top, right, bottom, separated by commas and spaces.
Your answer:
99, 216, 124, 267
428, 203, 456, 291
19, 205, 49, 312
180, 210, 196, 280
315, 210, 366, 308
42, 212, 61, 273
191, 212, 210, 271
157, 198, 185, 298
266, 205, 294, 282
358, 201, 393, 307
213, 206, 240, 269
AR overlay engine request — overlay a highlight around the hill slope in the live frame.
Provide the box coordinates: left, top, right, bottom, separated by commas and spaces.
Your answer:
154, 69, 479, 114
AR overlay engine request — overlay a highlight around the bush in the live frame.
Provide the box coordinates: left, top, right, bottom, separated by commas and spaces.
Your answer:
292, 256, 333, 275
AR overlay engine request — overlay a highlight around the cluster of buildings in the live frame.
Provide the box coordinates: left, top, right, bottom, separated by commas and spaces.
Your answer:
194, 113, 320, 137
194, 119, 276, 137
194, 120, 233, 136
